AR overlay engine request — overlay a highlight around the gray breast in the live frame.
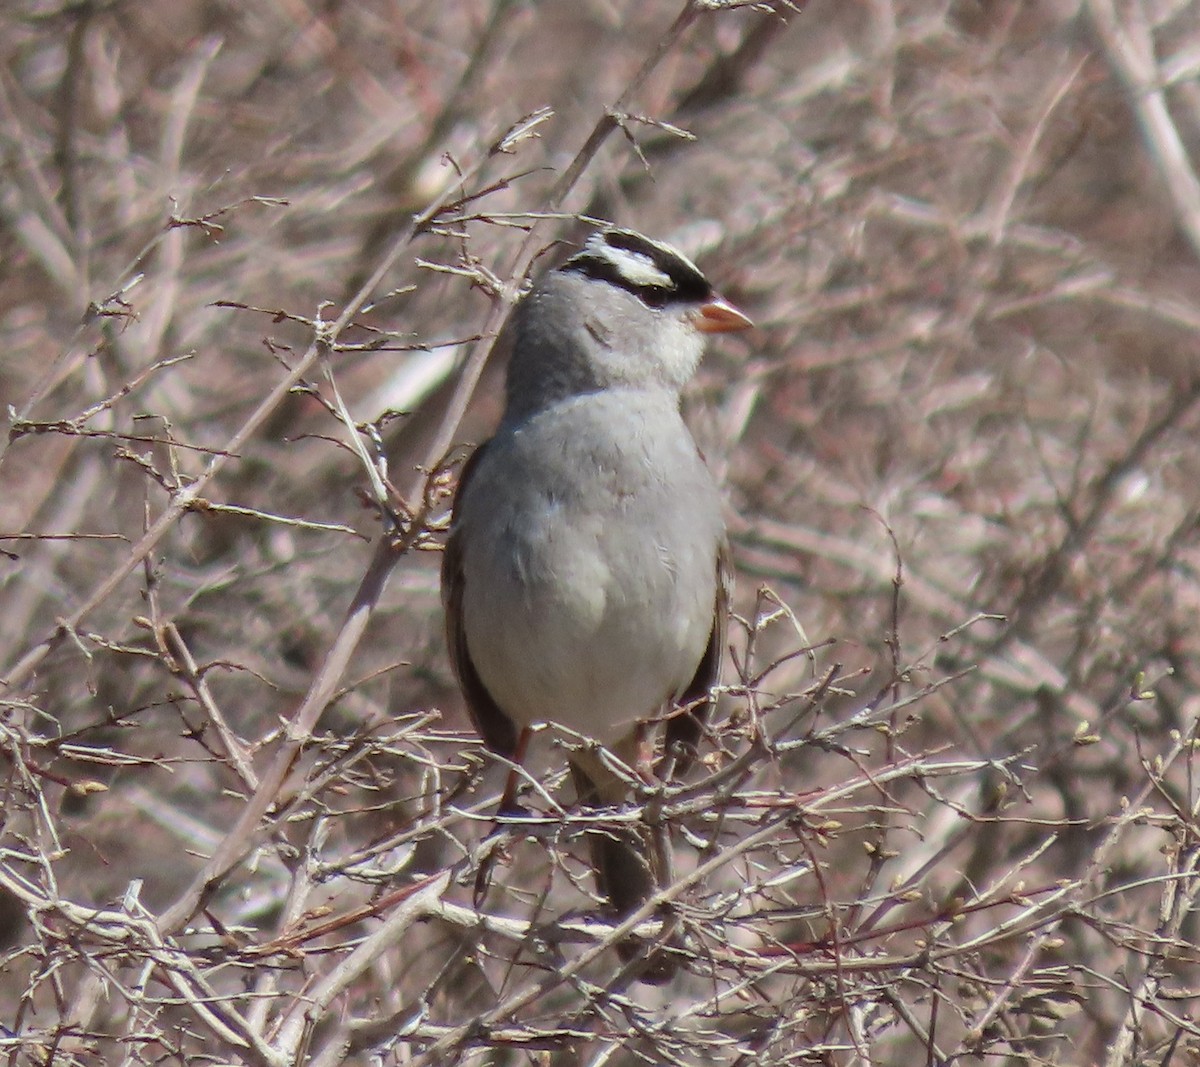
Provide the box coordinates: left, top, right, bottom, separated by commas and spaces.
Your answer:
456, 390, 723, 745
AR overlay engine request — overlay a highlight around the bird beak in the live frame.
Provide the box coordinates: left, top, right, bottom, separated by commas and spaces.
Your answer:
694, 294, 753, 334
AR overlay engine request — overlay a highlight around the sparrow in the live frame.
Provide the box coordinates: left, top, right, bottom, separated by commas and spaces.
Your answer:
442, 227, 750, 979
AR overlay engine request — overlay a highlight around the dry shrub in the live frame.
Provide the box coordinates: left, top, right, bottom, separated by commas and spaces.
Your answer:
2, 1, 1200, 1063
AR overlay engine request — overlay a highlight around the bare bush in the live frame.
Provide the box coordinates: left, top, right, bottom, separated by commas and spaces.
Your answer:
3, 0, 1200, 1063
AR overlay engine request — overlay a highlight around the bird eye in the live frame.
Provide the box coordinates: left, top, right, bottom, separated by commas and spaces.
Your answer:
638, 286, 672, 309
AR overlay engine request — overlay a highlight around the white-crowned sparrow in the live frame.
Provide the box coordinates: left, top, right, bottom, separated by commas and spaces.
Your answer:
442, 227, 750, 979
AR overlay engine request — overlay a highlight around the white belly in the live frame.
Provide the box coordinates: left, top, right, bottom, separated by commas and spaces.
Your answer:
456, 392, 723, 747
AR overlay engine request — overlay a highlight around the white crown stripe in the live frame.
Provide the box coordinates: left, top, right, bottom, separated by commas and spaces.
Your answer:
562, 229, 712, 305
595, 229, 704, 273
588, 245, 675, 289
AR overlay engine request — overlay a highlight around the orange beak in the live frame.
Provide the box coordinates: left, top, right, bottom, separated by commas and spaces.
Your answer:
694, 294, 753, 334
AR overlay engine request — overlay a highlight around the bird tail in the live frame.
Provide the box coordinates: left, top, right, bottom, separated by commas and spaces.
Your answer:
570, 758, 679, 983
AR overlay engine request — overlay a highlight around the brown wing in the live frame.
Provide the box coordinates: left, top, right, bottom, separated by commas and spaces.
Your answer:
665, 537, 732, 772
441, 441, 520, 759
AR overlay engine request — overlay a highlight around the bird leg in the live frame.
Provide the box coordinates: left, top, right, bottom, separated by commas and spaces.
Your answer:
472, 726, 533, 908
496, 726, 533, 816
633, 721, 659, 784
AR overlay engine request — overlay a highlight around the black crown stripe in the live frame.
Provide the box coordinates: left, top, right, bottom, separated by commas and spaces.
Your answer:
561, 230, 712, 309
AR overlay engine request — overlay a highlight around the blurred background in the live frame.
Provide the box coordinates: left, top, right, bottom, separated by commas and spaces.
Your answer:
3, 1, 1200, 1063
